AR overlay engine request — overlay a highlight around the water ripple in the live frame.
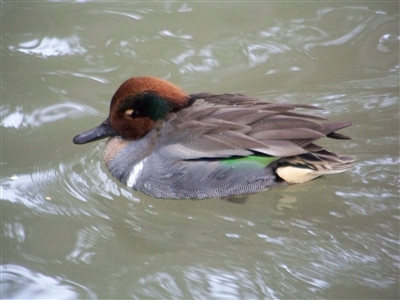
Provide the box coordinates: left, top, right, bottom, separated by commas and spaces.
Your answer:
103, 10, 144, 21
1, 102, 92, 129
0, 264, 96, 299
159, 30, 193, 40
9, 36, 87, 58
0, 144, 136, 219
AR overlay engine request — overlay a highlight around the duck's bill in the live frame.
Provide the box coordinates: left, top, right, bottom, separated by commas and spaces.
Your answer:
73, 118, 117, 144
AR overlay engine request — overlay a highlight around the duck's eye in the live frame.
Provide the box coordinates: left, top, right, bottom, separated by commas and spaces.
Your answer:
125, 109, 135, 116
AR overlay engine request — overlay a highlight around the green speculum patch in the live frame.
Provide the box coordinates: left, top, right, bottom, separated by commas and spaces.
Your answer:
220, 154, 280, 168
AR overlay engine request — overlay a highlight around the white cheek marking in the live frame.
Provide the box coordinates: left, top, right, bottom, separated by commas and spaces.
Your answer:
127, 158, 147, 188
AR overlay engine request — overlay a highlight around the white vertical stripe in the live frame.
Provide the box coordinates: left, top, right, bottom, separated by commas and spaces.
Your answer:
127, 158, 147, 188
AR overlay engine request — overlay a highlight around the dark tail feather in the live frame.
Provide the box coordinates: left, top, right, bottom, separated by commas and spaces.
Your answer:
323, 121, 352, 140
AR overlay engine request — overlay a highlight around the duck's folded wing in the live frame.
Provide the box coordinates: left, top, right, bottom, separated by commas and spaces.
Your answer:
156, 94, 351, 159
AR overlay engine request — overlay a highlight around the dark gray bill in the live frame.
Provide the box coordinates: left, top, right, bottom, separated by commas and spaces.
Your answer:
73, 118, 117, 144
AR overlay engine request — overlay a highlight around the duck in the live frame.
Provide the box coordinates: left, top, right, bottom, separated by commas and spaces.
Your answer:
73, 76, 353, 199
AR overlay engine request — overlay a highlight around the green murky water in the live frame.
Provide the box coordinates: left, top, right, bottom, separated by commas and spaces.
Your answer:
2, 1, 399, 299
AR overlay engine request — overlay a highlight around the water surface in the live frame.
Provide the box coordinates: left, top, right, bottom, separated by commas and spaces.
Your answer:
1, 1, 399, 299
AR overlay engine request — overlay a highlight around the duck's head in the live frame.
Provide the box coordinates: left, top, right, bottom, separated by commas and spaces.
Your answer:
73, 77, 190, 144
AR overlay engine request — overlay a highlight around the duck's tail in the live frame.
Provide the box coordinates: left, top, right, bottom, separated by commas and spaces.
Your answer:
275, 150, 354, 184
